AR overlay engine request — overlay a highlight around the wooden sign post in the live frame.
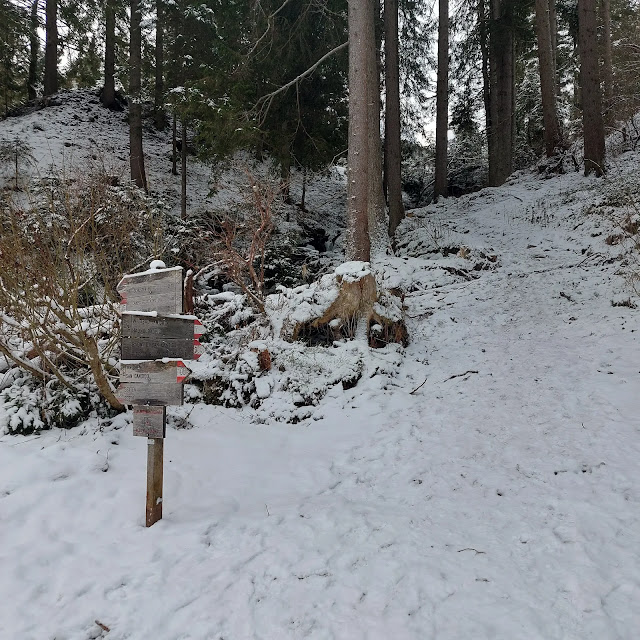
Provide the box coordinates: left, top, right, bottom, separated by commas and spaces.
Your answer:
116, 261, 202, 527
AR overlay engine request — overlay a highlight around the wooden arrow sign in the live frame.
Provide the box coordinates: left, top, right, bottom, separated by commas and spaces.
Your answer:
122, 313, 196, 340
121, 313, 204, 361
120, 360, 192, 384
116, 382, 184, 406
117, 267, 183, 314
121, 338, 203, 361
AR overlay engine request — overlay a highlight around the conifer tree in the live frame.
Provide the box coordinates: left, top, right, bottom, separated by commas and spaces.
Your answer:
44, 0, 58, 96
102, 0, 117, 107
535, 0, 562, 156
28, 0, 38, 100
434, 0, 449, 199
130, 0, 147, 190
385, 0, 405, 237
578, 0, 605, 175
347, 0, 384, 262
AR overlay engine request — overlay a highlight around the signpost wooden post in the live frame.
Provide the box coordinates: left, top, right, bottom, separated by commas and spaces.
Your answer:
117, 261, 202, 527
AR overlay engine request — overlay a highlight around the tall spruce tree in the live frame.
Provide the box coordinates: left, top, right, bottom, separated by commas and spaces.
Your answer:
102, 0, 117, 107
385, 0, 405, 237
578, 0, 605, 175
44, 0, 57, 96
130, 0, 147, 190
347, 0, 384, 262
488, 0, 515, 186
535, 0, 562, 156
434, 0, 449, 200
28, 0, 38, 100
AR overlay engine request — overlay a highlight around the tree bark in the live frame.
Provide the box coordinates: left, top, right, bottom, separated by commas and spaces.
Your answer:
535, 0, 562, 156
28, 0, 38, 101
600, 0, 613, 120
578, 0, 605, 175
384, 0, 404, 237
172, 113, 178, 175
346, 0, 374, 262
102, 0, 116, 108
130, 0, 148, 190
434, 0, 449, 200
549, 0, 559, 97
181, 119, 187, 219
154, 0, 166, 130
488, 0, 515, 186
44, 0, 57, 97
479, 0, 492, 172
367, 1, 385, 257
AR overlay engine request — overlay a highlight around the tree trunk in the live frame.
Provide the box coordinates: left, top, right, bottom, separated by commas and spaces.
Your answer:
346, 0, 374, 263
154, 0, 166, 130
479, 0, 492, 173
535, 0, 562, 156
600, 0, 613, 120
488, 0, 515, 186
102, 0, 116, 108
44, 0, 57, 97
549, 0, 559, 97
181, 119, 187, 219
130, 0, 148, 190
367, 1, 385, 257
434, 0, 449, 200
578, 0, 605, 175
384, 0, 404, 237
28, 0, 38, 101
172, 113, 178, 175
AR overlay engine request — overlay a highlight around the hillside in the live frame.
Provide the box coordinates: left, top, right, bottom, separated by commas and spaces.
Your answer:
1, 93, 640, 639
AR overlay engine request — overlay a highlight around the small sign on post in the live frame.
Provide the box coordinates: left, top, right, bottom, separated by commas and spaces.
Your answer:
117, 261, 202, 527
133, 405, 166, 438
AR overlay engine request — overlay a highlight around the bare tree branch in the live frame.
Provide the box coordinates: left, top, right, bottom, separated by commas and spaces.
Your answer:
255, 41, 348, 123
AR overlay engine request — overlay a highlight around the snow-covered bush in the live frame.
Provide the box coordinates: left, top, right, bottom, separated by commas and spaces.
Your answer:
0, 375, 95, 435
185, 291, 267, 408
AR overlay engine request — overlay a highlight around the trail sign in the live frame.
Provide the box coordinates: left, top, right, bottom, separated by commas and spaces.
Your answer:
133, 405, 166, 438
120, 313, 203, 360
117, 261, 204, 527
121, 337, 202, 361
116, 382, 184, 406
120, 360, 192, 384
117, 266, 183, 314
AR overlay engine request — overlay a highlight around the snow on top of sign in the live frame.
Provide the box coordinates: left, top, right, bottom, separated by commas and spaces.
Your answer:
149, 260, 167, 270
121, 311, 200, 322
122, 310, 159, 318
119, 359, 189, 365
118, 265, 183, 283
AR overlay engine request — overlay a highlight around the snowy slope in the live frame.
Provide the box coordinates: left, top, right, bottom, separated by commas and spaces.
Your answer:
1, 96, 640, 639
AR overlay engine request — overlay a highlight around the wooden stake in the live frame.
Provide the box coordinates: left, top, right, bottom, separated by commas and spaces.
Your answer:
146, 427, 164, 527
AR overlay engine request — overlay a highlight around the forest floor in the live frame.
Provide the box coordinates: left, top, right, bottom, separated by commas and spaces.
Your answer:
1, 92, 640, 639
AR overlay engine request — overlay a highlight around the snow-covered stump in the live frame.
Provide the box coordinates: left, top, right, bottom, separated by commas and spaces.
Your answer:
272, 262, 408, 348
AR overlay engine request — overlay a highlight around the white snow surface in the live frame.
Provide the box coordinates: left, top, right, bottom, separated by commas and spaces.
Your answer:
2, 96, 640, 638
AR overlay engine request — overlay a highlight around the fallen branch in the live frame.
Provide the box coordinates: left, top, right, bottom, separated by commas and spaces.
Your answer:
95, 619, 110, 632
444, 370, 479, 382
409, 377, 428, 395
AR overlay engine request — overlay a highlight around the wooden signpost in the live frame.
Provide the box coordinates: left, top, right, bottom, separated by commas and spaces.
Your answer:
116, 261, 202, 527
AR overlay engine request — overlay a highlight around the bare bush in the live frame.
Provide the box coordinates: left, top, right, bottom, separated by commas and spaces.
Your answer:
187, 170, 279, 312
0, 170, 163, 425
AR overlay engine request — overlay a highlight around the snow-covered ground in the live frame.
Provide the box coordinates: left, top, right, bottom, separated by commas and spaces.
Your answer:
2, 95, 640, 638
